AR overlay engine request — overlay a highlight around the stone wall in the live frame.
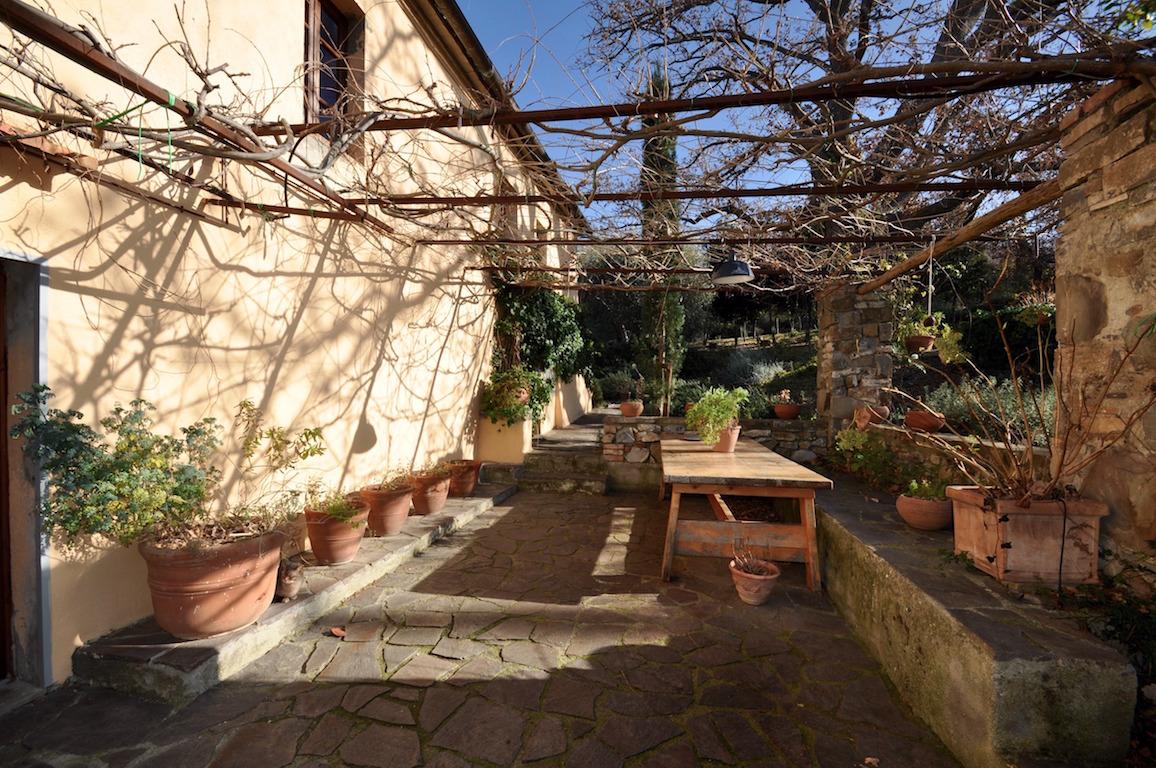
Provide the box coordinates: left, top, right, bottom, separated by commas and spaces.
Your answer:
601, 414, 827, 489
1056, 83, 1156, 589
815, 282, 895, 441
866, 425, 1049, 487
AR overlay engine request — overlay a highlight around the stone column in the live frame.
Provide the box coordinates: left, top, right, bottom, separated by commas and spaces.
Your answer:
815, 281, 895, 441
1055, 83, 1156, 587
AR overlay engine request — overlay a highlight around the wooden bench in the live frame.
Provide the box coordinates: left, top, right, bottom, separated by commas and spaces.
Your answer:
659, 439, 833, 590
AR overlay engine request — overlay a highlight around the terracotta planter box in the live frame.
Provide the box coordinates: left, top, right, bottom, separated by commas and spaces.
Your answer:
946, 486, 1108, 585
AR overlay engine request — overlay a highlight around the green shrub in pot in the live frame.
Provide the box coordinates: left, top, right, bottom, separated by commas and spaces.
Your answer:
685, 387, 749, 445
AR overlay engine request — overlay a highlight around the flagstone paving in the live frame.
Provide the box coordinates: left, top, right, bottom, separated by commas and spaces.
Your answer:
0, 492, 959, 767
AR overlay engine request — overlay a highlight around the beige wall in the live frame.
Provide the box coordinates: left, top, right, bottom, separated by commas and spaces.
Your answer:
0, 0, 582, 682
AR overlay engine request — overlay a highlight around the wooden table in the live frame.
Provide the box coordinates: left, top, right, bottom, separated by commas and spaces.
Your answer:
659, 439, 833, 590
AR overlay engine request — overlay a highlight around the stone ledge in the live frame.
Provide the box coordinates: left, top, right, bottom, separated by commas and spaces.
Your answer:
72, 485, 518, 706
816, 475, 1135, 768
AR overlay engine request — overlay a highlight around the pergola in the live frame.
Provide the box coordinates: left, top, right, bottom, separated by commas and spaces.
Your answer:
0, 0, 1152, 295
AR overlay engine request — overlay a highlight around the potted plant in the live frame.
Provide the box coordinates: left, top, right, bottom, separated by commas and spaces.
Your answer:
9, 387, 325, 640
480, 366, 552, 426
896, 314, 1156, 585
898, 310, 947, 353
1011, 287, 1055, 327
895, 478, 952, 531
686, 387, 749, 452
304, 481, 369, 565
620, 375, 644, 418
728, 540, 780, 605
360, 468, 413, 536
852, 403, 891, 429
769, 388, 801, 420
447, 459, 483, 497
411, 461, 453, 515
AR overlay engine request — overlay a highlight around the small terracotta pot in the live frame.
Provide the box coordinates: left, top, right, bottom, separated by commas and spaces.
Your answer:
139, 530, 284, 640
447, 459, 483, 497
904, 409, 945, 433
620, 401, 644, 417
729, 558, 781, 605
412, 476, 451, 515
773, 403, 801, 420
360, 484, 413, 536
515, 388, 530, 404
853, 404, 890, 429
305, 501, 370, 565
905, 335, 935, 353
895, 494, 952, 531
713, 424, 741, 452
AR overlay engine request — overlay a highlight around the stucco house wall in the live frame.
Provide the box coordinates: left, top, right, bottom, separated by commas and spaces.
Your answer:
0, 0, 584, 684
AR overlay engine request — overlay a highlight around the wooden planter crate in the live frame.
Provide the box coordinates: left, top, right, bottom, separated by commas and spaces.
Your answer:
946, 486, 1108, 585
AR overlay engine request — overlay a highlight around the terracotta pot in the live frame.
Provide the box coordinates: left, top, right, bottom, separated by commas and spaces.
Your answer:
360, 484, 413, 536
620, 401, 644, 417
412, 476, 451, 515
305, 501, 370, 565
895, 494, 952, 531
515, 387, 530, 404
947, 486, 1109, 585
713, 424, 741, 452
138, 530, 284, 640
905, 334, 935, 353
904, 409, 945, 433
282, 513, 307, 556
852, 404, 890, 429
447, 459, 483, 497
773, 403, 801, 420
728, 559, 781, 605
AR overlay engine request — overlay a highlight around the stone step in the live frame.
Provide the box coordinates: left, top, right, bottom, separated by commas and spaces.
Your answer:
71, 484, 519, 706
517, 471, 607, 495
523, 451, 606, 474
479, 462, 522, 485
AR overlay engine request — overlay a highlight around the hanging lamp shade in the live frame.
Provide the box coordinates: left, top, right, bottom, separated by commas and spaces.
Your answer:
711, 258, 754, 285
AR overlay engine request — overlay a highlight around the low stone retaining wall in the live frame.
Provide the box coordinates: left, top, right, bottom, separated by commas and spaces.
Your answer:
867, 423, 1049, 486
601, 415, 828, 490
816, 477, 1135, 768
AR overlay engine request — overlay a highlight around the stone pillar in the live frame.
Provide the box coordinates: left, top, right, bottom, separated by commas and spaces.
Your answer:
815, 281, 895, 441
1055, 82, 1156, 585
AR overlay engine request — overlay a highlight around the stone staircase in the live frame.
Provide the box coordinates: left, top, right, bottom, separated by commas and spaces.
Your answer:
481, 411, 610, 495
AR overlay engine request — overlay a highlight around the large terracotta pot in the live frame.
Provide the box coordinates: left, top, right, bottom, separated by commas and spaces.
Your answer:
447, 460, 483, 497
360, 484, 413, 536
305, 501, 370, 565
904, 409, 945, 433
728, 559, 781, 605
713, 424, 741, 453
412, 476, 451, 515
620, 401, 644, 417
139, 530, 284, 640
773, 403, 801, 420
905, 334, 935, 353
947, 486, 1108, 585
895, 494, 952, 531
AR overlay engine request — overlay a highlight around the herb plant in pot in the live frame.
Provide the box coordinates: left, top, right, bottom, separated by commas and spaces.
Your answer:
305, 481, 369, 565
620, 375, 644, 418
729, 540, 780, 605
769, 388, 801, 420
411, 462, 453, 515
686, 387, 749, 452
447, 459, 483, 497
898, 311, 947, 354
480, 366, 552, 427
10, 387, 324, 640
360, 468, 413, 536
895, 478, 952, 531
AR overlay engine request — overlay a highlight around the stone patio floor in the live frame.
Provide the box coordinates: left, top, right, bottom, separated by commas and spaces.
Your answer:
0, 491, 959, 767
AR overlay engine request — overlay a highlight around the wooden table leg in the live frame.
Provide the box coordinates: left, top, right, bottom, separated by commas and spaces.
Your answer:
658, 481, 666, 501
660, 487, 682, 581
801, 494, 821, 590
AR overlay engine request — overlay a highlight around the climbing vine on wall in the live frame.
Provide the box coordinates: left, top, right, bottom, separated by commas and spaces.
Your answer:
494, 285, 590, 381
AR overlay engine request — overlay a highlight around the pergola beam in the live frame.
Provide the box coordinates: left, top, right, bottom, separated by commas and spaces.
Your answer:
423, 233, 1013, 247
857, 179, 1063, 294
249, 61, 1152, 136
340, 179, 1040, 207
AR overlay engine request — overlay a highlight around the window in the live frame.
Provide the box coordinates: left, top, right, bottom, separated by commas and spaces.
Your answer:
305, 0, 363, 122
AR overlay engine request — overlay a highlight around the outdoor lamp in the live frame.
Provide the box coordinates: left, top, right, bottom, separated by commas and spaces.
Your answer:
710, 258, 754, 285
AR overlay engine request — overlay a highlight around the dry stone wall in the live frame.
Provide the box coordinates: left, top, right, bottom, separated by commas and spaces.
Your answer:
1056, 82, 1156, 591
815, 282, 895, 442
602, 415, 827, 466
